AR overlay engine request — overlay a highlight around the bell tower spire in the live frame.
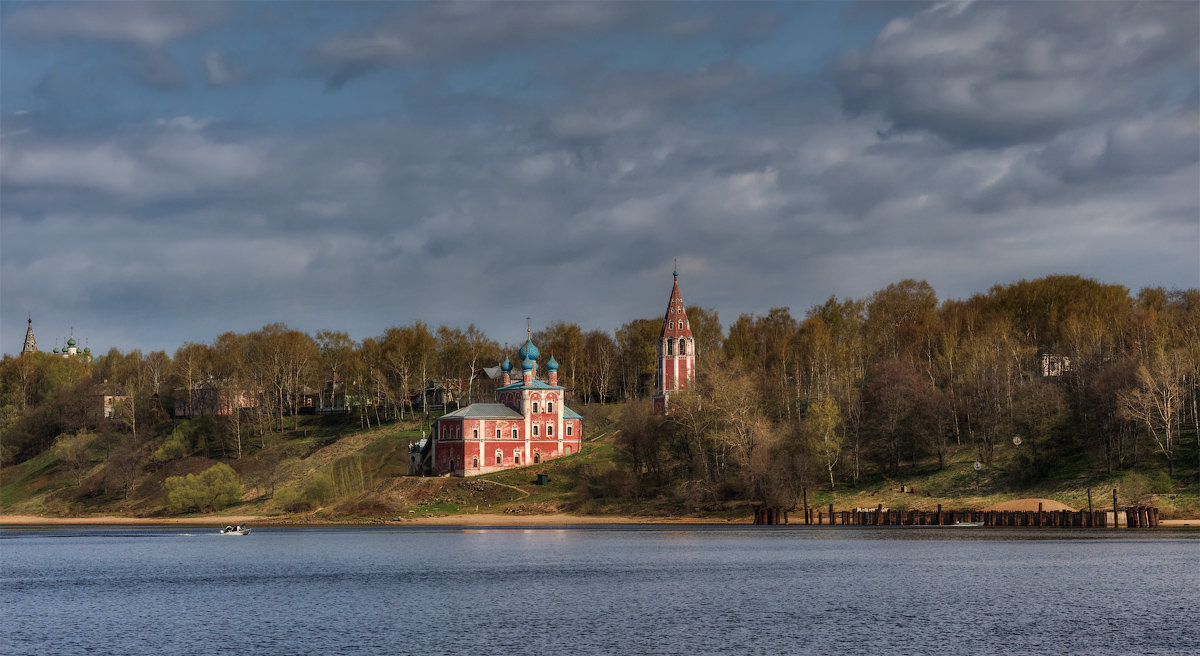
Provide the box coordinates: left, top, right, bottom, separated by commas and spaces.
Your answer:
22, 316, 38, 355
653, 265, 695, 413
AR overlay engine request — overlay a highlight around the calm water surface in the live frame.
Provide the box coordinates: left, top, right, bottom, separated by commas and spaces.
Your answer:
2, 525, 1197, 655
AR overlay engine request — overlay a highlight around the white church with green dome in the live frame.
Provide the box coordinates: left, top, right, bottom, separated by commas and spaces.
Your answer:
20, 318, 92, 361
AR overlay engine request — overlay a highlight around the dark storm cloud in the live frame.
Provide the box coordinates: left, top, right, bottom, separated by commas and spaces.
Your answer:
834, 1, 1199, 147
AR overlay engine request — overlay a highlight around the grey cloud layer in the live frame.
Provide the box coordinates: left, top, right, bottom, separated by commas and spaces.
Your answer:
835, 2, 1199, 147
2, 2, 1196, 355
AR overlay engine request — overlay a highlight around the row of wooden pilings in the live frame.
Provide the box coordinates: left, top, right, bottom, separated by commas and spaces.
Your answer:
754, 502, 1161, 528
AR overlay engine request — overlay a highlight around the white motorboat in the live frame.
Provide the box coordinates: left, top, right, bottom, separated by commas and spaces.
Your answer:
219, 526, 252, 535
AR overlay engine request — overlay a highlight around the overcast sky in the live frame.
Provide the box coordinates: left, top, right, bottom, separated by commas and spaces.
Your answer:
2, 1, 1197, 357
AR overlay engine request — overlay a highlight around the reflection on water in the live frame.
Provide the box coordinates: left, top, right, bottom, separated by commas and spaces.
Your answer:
2, 526, 1197, 655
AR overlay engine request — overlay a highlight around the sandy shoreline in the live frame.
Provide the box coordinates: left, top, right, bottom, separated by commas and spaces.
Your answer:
0, 513, 738, 527
3, 513, 1195, 528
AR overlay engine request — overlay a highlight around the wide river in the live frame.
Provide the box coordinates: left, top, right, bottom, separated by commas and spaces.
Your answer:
2, 525, 1197, 655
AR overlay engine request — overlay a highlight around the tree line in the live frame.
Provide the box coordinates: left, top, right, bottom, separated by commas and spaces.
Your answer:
1, 274, 1196, 507
613, 276, 1199, 508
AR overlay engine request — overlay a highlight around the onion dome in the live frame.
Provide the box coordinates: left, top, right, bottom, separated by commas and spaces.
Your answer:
518, 336, 539, 362
521, 356, 535, 371
546, 354, 559, 371
54, 347, 60, 354
83, 347, 91, 354
67, 337, 77, 347
500, 355, 513, 373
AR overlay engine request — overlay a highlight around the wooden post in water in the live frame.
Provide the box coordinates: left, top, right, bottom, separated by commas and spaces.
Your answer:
937, 504, 943, 526
1087, 488, 1094, 514
829, 503, 835, 526
802, 488, 809, 525
1112, 488, 1119, 528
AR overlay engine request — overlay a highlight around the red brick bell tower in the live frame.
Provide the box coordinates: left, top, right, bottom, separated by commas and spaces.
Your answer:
653, 264, 695, 414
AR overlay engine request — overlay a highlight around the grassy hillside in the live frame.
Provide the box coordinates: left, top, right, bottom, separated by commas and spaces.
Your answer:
2, 404, 1196, 522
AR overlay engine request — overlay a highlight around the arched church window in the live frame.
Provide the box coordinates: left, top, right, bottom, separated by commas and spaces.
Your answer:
496, 450, 502, 464
473, 457, 479, 468
547, 424, 553, 436
533, 401, 539, 413
679, 341, 686, 355
533, 452, 541, 464
533, 425, 539, 436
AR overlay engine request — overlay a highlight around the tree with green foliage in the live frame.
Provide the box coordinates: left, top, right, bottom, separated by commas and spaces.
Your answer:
615, 318, 659, 400
163, 463, 241, 513
805, 396, 843, 490
55, 430, 95, 485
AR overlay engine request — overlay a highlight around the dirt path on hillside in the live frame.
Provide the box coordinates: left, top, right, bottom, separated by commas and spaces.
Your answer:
480, 479, 530, 501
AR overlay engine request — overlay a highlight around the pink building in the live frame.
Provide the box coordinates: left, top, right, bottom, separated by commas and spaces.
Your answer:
417, 332, 583, 476
173, 381, 259, 418
653, 268, 696, 414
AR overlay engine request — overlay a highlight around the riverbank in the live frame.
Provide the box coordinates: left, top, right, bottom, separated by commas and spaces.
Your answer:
3, 512, 1195, 528
0, 513, 739, 527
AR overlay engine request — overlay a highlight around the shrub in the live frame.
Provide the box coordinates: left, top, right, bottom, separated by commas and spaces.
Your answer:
151, 431, 189, 463
1151, 471, 1174, 494
151, 417, 219, 463
163, 463, 240, 513
274, 472, 335, 512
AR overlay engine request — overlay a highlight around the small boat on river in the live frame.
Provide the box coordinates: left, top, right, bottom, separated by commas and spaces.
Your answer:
954, 521, 984, 527
219, 525, 252, 535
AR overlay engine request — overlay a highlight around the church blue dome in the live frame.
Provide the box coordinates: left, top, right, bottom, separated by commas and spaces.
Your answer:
518, 336, 539, 362
500, 355, 513, 373
521, 356, 535, 371
546, 354, 559, 371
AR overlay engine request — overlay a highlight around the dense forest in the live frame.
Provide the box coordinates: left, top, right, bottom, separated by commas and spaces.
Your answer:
1, 275, 1197, 514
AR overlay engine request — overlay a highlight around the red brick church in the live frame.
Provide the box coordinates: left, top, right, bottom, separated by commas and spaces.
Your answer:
413, 331, 584, 476
409, 268, 696, 476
